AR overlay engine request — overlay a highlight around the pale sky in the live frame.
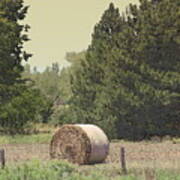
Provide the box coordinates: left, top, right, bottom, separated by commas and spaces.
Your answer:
23, 0, 139, 70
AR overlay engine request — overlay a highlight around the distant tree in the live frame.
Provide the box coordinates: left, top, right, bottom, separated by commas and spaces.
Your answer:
33, 66, 38, 74
25, 63, 65, 123
23, 64, 31, 74
66, 51, 86, 65
52, 62, 60, 74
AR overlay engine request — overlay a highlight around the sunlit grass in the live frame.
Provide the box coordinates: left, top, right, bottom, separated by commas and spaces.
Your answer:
0, 123, 58, 144
0, 133, 52, 144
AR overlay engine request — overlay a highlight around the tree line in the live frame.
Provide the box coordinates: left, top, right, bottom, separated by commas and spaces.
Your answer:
0, 0, 179, 140
65, 0, 180, 140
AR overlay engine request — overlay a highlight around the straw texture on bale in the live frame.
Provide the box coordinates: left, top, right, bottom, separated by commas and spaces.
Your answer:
50, 124, 109, 165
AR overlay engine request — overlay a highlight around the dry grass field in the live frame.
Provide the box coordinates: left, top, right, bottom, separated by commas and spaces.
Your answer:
2, 140, 180, 171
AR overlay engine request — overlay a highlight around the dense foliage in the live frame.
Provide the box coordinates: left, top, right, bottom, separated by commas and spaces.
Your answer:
0, 0, 46, 134
68, 0, 180, 139
0, 0, 31, 104
0, 0, 179, 139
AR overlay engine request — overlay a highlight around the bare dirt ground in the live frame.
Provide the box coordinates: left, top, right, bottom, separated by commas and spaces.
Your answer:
1, 141, 180, 170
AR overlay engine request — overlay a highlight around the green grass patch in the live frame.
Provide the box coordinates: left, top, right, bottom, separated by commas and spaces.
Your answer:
0, 160, 180, 180
0, 160, 75, 180
0, 160, 139, 180
156, 169, 180, 180
0, 133, 52, 144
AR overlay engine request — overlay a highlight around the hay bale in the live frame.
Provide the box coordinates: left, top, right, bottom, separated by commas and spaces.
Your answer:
50, 124, 109, 165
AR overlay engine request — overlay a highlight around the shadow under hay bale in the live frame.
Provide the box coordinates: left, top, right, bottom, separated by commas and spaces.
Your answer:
50, 124, 109, 165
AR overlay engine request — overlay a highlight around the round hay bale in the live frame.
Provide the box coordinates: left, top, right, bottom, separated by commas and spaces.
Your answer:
50, 124, 109, 165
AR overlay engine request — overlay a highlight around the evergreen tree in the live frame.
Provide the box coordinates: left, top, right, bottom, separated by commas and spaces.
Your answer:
69, 0, 180, 139
131, 0, 180, 137
104, 0, 180, 139
0, 0, 31, 104
70, 3, 126, 131
0, 0, 47, 134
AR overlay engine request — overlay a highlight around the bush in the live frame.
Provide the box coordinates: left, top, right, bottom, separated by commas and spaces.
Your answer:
50, 105, 77, 126
0, 88, 46, 134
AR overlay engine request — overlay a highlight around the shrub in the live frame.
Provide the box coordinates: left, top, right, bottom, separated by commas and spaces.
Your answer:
0, 88, 46, 134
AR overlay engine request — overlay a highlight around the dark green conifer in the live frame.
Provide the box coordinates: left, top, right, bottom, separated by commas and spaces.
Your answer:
70, 3, 125, 128
0, 0, 31, 104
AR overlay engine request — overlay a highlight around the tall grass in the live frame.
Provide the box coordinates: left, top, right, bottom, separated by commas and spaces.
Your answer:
0, 160, 75, 180
0, 160, 179, 180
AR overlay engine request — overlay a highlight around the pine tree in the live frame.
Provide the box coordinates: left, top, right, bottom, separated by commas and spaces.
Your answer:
68, 0, 180, 139
0, 0, 31, 104
132, 0, 180, 137
103, 0, 180, 139
0, 0, 45, 134
70, 3, 125, 127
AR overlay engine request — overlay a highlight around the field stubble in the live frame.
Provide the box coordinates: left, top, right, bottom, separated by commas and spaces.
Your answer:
1, 140, 180, 171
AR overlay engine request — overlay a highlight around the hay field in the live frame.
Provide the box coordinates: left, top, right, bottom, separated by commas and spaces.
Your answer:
2, 140, 180, 171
